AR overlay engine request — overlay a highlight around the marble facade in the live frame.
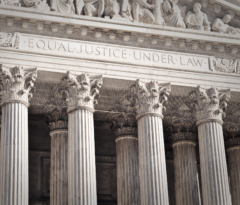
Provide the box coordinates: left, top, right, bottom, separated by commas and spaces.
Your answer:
0, 0, 239, 204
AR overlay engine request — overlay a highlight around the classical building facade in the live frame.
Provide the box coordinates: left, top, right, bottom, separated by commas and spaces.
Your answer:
0, 0, 239, 204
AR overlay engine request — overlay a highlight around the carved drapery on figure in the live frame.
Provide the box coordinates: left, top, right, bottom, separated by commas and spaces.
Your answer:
189, 86, 230, 125
212, 14, 240, 35
185, 3, 210, 31
0, 64, 37, 106
23, 0, 49, 10
50, 0, 75, 14
59, 71, 103, 112
162, 0, 185, 28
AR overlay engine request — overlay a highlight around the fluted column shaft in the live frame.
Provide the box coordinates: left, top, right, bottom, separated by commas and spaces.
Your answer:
116, 135, 140, 205
198, 121, 231, 205
172, 140, 200, 205
0, 65, 37, 205
226, 139, 240, 205
50, 130, 68, 205
138, 115, 169, 205
0, 102, 28, 205
68, 108, 97, 205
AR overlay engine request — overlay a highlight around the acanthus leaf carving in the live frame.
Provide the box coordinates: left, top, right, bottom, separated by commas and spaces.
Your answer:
0, 32, 20, 49
59, 71, 103, 112
189, 86, 231, 125
127, 79, 171, 118
210, 56, 240, 74
0, 64, 38, 106
46, 107, 68, 131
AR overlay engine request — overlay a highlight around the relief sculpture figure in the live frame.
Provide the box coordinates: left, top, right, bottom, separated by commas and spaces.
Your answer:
23, 0, 49, 10
0, 0, 20, 6
185, 3, 210, 31
162, 0, 185, 28
132, 0, 155, 24
105, 0, 121, 18
50, 0, 75, 14
76, 0, 104, 17
121, 0, 133, 21
212, 14, 240, 35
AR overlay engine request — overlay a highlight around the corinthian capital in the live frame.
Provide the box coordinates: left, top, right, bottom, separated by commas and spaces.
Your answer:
46, 108, 68, 132
0, 64, 37, 106
127, 79, 171, 119
189, 86, 231, 125
59, 72, 103, 112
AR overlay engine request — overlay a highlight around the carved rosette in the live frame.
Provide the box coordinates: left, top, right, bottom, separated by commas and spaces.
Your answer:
46, 108, 68, 132
59, 72, 103, 113
190, 86, 231, 125
127, 79, 171, 119
109, 113, 137, 138
0, 64, 38, 107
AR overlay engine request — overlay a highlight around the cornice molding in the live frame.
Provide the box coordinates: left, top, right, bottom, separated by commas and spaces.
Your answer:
0, 6, 240, 56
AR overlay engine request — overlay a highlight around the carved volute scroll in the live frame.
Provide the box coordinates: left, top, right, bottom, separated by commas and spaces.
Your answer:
189, 86, 231, 125
46, 108, 68, 131
0, 64, 38, 107
127, 79, 171, 119
59, 71, 103, 113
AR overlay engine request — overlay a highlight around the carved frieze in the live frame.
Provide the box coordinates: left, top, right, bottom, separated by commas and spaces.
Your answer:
46, 108, 68, 131
0, 32, 20, 48
189, 86, 231, 125
210, 56, 240, 74
127, 80, 171, 118
0, 64, 37, 106
59, 72, 103, 112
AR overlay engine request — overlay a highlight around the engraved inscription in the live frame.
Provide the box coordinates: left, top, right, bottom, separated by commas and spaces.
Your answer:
20, 34, 210, 71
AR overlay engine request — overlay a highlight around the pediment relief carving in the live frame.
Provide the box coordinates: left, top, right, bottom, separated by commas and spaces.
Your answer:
0, 0, 240, 36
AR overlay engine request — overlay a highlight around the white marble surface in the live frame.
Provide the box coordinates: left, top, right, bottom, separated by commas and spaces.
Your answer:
50, 130, 68, 205
0, 103, 29, 205
198, 121, 232, 205
138, 115, 169, 205
115, 135, 140, 205
68, 109, 97, 205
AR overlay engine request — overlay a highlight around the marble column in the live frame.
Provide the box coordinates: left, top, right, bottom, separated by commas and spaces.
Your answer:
128, 80, 171, 205
0, 65, 37, 205
190, 86, 232, 205
225, 131, 240, 205
60, 72, 102, 205
110, 113, 140, 205
170, 131, 200, 205
47, 108, 68, 205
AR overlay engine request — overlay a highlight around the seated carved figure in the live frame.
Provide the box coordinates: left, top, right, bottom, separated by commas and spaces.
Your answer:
76, 0, 104, 16
162, 0, 186, 28
23, 0, 49, 10
185, 3, 210, 31
212, 14, 240, 35
105, 0, 120, 18
0, 0, 20, 6
50, 0, 75, 14
132, 0, 155, 24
